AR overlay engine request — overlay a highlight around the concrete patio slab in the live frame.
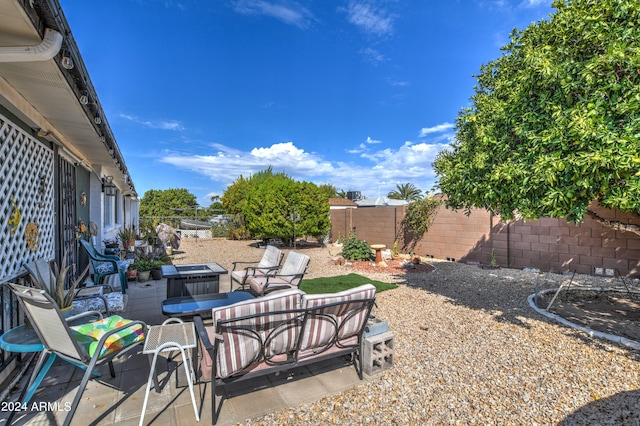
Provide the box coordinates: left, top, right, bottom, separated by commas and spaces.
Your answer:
1, 274, 371, 425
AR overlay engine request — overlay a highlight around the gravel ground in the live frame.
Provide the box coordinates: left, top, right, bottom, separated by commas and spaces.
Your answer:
174, 239, 640, 425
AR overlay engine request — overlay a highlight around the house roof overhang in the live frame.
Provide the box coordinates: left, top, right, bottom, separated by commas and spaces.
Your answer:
0, 0, 136, 197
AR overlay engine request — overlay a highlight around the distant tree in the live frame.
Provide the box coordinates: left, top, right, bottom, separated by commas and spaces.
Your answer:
242, 173, 330, 245
139, 188, 197, 218
318, 183, 339, 199
207, 195, 224, 214
388, 183, 423, 201
221, 166, 288, 215
221, 175, 251, 215
296, 181, 332, 241
139, 188, 198, 231
336, 189, 348, 199
433, 0, 640, 235
243, 173, 296, 241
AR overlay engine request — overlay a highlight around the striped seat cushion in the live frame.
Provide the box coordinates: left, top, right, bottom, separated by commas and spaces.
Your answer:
230, 268, 267, 285
70, 315, 145, 359
246, 276, 296, 294
201, 289, 303, 379
299, 284, 376, 352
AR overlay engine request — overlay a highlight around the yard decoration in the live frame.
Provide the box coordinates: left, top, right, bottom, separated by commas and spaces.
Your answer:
26, 222, 40, 252
156, 223, 180, 250
8, 196, 20, 236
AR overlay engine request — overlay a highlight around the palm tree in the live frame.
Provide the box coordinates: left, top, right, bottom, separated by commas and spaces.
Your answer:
387, 183, 423, 201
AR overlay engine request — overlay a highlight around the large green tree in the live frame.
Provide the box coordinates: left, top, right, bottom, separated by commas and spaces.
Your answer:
388, 183, 423, 201
139, 188, 197, 217
138, 188, 198, 233
232, 168, 331, 244
434, 0, 640, 234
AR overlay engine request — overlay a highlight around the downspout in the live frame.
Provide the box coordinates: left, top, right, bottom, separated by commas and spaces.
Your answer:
0, 28, 63, 62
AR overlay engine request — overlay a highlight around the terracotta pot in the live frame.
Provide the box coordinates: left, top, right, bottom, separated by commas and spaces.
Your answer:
127, 269, 138, 280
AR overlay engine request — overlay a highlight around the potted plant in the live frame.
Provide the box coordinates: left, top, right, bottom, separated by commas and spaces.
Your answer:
127, 263, 138, 281
135, 257, 156, 282
28, 251, 90, 311
150, 260, 164, 280
391, 241, 402, 260
117, 226, 136, 252
104, 238, 119, 249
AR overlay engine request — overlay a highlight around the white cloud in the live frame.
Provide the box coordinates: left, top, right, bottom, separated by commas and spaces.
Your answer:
232, 0, 315, 29
344, 1, 395, 37
419, 122, 454, 137
117, 113, 184, 131
520, 0, 552, 8
160, 141, 333, 183
359, 47, 386, 65
158, 132, 452, 199
366, 136, 381, 144
387, 78, 410, 87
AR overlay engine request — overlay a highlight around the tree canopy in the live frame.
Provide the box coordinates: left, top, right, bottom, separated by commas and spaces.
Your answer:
388, 183, 423, 201
139, 188, 197, 218
222, 168, 331, 243
433, 0, 640, 233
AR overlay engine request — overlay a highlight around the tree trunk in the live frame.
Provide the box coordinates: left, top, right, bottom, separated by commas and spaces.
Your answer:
585, 209, 640, 237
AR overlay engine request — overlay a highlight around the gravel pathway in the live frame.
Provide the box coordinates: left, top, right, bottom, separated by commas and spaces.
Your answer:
175, 239, 640, 425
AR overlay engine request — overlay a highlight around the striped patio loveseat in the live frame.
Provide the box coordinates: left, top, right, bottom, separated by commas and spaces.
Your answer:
194, 284, 377, 425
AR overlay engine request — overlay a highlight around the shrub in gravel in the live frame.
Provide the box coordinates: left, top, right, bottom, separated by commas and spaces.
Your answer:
340, 232, 374, 261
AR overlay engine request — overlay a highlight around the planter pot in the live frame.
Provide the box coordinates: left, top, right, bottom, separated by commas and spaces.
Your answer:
127, 270, 138, 281
150, 269, 163, 280
138, 271, 151, 282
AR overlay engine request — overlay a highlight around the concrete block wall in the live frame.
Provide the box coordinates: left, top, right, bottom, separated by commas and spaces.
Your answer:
330, 207, 400, 247
411, 204, 494, 263
329, 201, 640, 277
495, 205, 640, 276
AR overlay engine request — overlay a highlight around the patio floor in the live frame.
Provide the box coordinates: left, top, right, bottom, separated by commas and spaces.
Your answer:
3, 274, 370, 425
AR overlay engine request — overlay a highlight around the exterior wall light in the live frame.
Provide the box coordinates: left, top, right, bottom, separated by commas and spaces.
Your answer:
61, 49, 74, 69
103, 176, 117, 197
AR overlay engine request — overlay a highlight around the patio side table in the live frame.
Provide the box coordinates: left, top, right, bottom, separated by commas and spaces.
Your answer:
139, 318, 199, 426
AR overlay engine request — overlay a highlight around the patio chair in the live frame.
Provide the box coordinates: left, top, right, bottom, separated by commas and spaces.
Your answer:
24, 258, 125, 316
245, 251, 310, 296
80, 239, 130, 293
230, 245, 284, 291
7, 283, 146, 426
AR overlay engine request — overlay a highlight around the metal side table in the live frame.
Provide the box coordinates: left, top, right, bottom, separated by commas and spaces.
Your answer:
139, 318, 199, 425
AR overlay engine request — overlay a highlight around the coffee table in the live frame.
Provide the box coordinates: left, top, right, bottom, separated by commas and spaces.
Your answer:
162, 292, 254, 318
161, 263, 227, 298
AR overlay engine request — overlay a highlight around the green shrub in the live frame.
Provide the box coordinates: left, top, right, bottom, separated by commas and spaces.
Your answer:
340, 232, 373, 261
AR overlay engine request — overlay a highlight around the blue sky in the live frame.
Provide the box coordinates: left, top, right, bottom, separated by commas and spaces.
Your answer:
60, 0, 553, 206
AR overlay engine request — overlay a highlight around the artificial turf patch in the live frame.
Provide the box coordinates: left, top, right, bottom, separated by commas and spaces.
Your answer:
300, 273, 397, 294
